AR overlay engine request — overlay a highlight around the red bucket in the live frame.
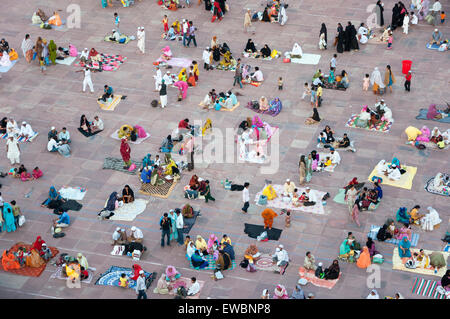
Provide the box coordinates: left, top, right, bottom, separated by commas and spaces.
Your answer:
402, 60, 412, 74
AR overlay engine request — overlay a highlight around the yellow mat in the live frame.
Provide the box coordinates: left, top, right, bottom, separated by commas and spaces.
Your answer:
97, 95, 122, 111
368, 163, 417, 190
392, 247, 448, 277
198, 101, 239, 111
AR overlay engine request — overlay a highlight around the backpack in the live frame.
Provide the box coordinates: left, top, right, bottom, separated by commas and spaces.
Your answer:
240, 259, 249, 268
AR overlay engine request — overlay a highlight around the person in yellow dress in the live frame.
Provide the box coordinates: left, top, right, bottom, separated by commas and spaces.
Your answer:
262, 184, 277, 200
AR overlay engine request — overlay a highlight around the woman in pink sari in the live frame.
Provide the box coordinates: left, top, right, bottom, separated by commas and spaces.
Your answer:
174, 80, 188, 100
351, 203, 361, 227
252, 115, 264, 128
134, 125, 147, 138
273, 285, 289, 299
416, 126, 431, 142
207, 234, 218, 253
395, 224, 412, 241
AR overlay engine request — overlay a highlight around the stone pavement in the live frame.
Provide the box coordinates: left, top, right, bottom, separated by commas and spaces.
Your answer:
0, 0, 449, 299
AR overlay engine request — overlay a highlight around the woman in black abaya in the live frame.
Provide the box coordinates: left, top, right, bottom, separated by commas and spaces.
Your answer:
336, 23, 344, 53
344, 22, 352, 51
391, 3, 400, 30
376, 1, 384, 26
320, 23, 327, 46
348, 22, 359, 51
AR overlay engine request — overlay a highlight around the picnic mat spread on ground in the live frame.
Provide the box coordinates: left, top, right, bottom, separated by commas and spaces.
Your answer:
166, 276, 205, 299
103, 157, 142, 175
411, 277, 447, 299
254, 184, 327, 215
424, 174, 449, 197
368, 163, 417, 190
58, 187, 87, 201
1, 132, 39, 142
421, 141, 450, 151
415, 109, 450, 123
110, 245, 125, 256
346, 114, 393, 132
0, 243, 58, 277
0, 59, 18, 73
189, 253, 236, 271
298, 267, 341, 289
98, 95, 123, 111
95, 266, 156, 289
55, 56, 76, 66
75, 54, 127, 71
156, 57, 193, 69
104, 35, 131, 44
323, 82, 347, 91
333, 189, 347, 204
139, 178, 177, 198
426, 43, 442, 50
77, 128, 102, 137
368, 225, 420, 247
50, 266, 96, 284
110, 129, 150, 144
109, 199, 149, 221
285, 53, 321, 65
242, 51, 281, 60
31, 20, 66, 31
244, 223, 282, 241
245, 102, 282, 117
254, 253, 278, 271
392, 247, 449, 277
182, 211, 200, 234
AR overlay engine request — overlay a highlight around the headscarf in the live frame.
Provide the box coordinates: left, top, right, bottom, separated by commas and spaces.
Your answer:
366, 289, 380, 299
356, 246, 371, 269
131, 264, 143, 281
32, 236, 46, 251
273, 285, 288, 299
291, 43, 303, 56
165, 265, 178, 278
328, 259, 340, 273
49, 186, 60, 200
48, 40, 57, 64
208, 234, 219, 249
120, 138, 131, 162
370, 67, 385, 88
245, 244, 259, 256
89, 48, 99, 57
122, 185, 134, 199
441, 270, 450, 287
77, 253, 89, 269
312, 107, 321, 121
186, 242, 196, 258
426, 104, 439, 119
245, 39, 256, 52
106, 192, 118, 211
156, 273, 169, 290
320, 23, 327, 43
291, 284, 305, 299
195, 235, 208, 251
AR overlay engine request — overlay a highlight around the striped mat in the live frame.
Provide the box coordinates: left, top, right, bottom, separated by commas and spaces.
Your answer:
346, 114, 392, 133
368, 225, 420, 247
1, 132, 39, 143
411, 277, 447, 299
189, 254, 236, 271
97, 95, 122, 111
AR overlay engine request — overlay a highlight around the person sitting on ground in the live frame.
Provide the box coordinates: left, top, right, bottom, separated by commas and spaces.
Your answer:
290, 43, 303, 58
112, 227, 128, 245
305, 107, 321, 125
32, 167, 43, 179
98, 85, 114, 102
48, 11, 62, 26
195, 235, 208, 255
333, 133, 351, 149
53, 210, 70, 228
122, 185, 134, 204
128, 226, 143, 243
251, 66, 264, 82
92, 116, 104, 132
272, 244, 289, 273
222, 242, 235, 261
47, 136, 59, 153
18, 121, 34, 140
165, 265, 181, 282
398, 237, 412, 260
191, 250, 209, 269
408, 205, 424, 225
57, 140, 70, 157
48, 126, 58, 141
376, 224, 393, 241
244, 244, 261, 264
324, 259, 340, 280
245, 39, 257, 53
109, 29, 121, 42
79, 115, 91, 134
304, 251, 317, 271
260, 44, 272, 58
430, 28, 443, 45
187, 277, 200, 296
58, 127, 71, 144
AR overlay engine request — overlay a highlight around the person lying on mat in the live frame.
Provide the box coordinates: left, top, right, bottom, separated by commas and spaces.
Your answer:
112, 227, 128, 246
58, 127, 71, 144
129, 226, 143, 243
430, 28, 443, 45
92, 116, 104, 132
98, 85, 114, 102
272, 244, 289, 273
250, 66, 264, 82
19, 121, 34, 140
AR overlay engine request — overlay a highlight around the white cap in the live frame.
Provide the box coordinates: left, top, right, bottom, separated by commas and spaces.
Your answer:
51, 126, 55, 130
275, 248, 280, 252
84, 48, 88, 50
42, 243, 47, 246
286, 179, 290, 182
139, 270, 144, 274
306, 187, 310, 190
22, 121, 26, 124
116, 227, 120, 231
435, 28, 438, 32
278, 244, 284, 248
131, 226, 136, 231
380, 99, 384, 102
318, 262, 323, 266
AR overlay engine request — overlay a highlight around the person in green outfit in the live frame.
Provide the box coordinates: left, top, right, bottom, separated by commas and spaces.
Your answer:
201, 180, 215, 203
48, 40, 57, 65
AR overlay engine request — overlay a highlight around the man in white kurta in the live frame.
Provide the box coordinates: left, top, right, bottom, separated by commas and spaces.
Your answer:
330, 149, 341, 165
402, 14, 410, 34
387, 164, 401, 181
137, 27, 145, 54
154, 66, 162, 91
6, 136, 20, 164
19, 121, 34, 139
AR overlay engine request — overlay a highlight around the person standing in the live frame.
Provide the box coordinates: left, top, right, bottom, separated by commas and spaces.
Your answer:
201, 180, 215, 203
244, 9, 252, 32
402, 11, 410, 34
376, 1, 384, 26
431, 0, 442, 26
182, 19, 189, 47
233, 58, 243, 88
175, 210, 184, 245
137, 27, 145, 54
336, 23, 345, 53
120, 138, 131, 169
345, 184, 358, 214
76, 67, 94, 93
136, 270, 147, 299
186, 21, 197, 47
6, 136, 20, 165
384, 65, 395, 93
404, 70, 412, 92
186, 136, 194, 171
114, 13, 120, 33
242, 182, 250, 214
320, 23, 327, 48
154, 66, 162, 91
316, 84, 323, 107
160, 213, 172, 247
21, 34, 33, 63
159, 79, 167, 108
202, 47, 212, 71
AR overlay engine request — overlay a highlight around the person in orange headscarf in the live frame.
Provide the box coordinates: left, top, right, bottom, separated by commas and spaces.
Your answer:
2, 250, 21, 271
48, 11, 62, 26
356, 246, 371, 269
261, 208, 278, 230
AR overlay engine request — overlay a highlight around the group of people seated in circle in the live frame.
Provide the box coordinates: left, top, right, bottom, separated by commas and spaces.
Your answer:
396, 205, 441, 231
243, 39, 279, 59
375, 157, 406, 181
405, 124, 449, 149
0, 38, 18, 67
8, 164, 43, 182
184, 175, 215, 202
98, 186, 137, 220
140, 153, 180, 186
185, 233, 235, 271
355, 99, 394, 128
339, 232, 381, 267
109, 226, 147, 258
261, 181, 317, 207
0, 117, 36, 139
308, 147, 341, 172
116, 124, 147, 141
47, 126, 71, 157
201, 89, 238, 110
345, 177, 382, 211
317, 125, 355, 152
79, 114, 104, 135
313, 68, 350, 90
247, 96, 282, 113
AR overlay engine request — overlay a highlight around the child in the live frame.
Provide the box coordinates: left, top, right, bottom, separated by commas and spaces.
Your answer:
404, 70, 412, 92
8, 168, 18, 177
285, 211, 291, 227
324, 156, 332, 167
16, 247, 27, 266
317, 132, 327, 146
410, 12, 418, 25
32, 167, 43, 179
192, 61, 199, 82
441, 12, 446, 24
278, 77, 283, 90
301, 82, 311, 100
163, 15, 169, 32
387, 31, 393, 50
39, 57, 46, 73
363, 74, 370, 91
154, 155, 161, 166
11, 200, 21, 228
119, 273, 129, 288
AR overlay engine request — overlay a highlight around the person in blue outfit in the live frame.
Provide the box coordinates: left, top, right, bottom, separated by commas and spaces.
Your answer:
41, 186, 65, 207
3, 203, 16, 233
